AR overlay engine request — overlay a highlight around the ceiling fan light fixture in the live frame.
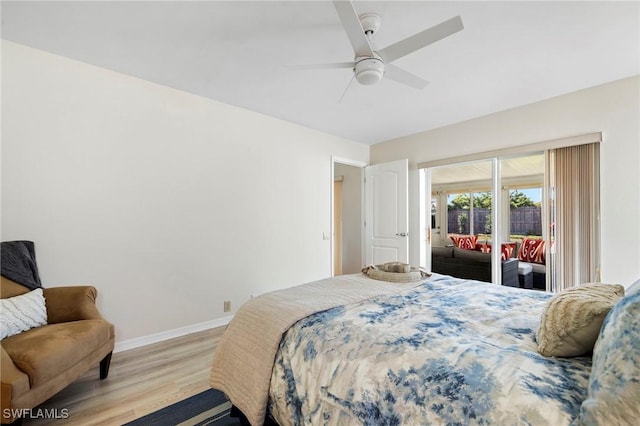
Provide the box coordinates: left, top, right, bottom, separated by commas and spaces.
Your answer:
354, 57, 384, 85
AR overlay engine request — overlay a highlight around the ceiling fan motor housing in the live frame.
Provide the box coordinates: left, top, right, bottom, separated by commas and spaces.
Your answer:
359, 13, 381, 36
354, 56, 384, 85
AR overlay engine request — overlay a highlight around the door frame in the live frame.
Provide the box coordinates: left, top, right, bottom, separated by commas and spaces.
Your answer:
331, 156, 367, 277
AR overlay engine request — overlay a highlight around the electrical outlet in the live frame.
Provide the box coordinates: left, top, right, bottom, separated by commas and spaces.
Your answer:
223, 301, 231, 312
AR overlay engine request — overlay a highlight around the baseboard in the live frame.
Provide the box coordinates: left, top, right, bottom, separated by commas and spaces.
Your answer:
114, 315, 233, 353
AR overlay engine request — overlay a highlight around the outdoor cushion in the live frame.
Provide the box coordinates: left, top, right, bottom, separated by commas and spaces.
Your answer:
520, 261, 546, 274
431, 246, 454, 258
517, 238, 546, 264
449, 234, 478, 250
518, 263, 533, 275
453, 247, 490, 263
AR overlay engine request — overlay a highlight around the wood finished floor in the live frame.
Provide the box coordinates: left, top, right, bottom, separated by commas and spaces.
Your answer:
23, 326, 225, 426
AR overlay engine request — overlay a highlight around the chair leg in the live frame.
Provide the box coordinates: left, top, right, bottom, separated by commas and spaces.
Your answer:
99, 352, 113, 379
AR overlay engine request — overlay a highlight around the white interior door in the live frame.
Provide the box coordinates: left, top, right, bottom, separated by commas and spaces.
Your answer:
365, 159, 409, 264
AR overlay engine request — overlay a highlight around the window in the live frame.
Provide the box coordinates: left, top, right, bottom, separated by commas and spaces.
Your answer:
447, 192, 471, 235
507, 188, 542, 240
430, 197, 437, 229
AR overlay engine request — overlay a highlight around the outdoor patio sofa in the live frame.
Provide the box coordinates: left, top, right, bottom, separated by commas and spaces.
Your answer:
431, 246, 519, 287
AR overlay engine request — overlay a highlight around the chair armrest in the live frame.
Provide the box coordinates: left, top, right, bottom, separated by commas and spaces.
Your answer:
1, 346, 30, 418
43, 286, 104, 323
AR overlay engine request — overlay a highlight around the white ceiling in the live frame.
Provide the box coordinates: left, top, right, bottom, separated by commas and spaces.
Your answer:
2, 1, 638, 145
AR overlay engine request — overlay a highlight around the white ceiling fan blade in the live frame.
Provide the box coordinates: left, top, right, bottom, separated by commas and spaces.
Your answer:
385, 64, 429, 90
378, 16, 464, 63
333, 0, 374, 57
288, 62, 354, 70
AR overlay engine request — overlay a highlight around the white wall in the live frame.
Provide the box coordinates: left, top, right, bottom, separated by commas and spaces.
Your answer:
371, 75, 640, 288
1, 41, 369, 344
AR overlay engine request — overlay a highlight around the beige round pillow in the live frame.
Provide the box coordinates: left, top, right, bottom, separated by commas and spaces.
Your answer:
362, 263, 430, 283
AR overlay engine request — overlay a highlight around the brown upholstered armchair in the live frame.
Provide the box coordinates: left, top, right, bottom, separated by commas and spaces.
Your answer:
1, 276, 115, 424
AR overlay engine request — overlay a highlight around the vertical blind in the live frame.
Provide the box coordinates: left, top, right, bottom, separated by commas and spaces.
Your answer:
550, 143, 600, 292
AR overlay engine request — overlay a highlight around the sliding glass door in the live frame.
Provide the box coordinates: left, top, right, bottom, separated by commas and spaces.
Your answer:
426, 153, 546, 288
430, 160, 493, 245
420, 134, 601, 292
499, 153, 547, 290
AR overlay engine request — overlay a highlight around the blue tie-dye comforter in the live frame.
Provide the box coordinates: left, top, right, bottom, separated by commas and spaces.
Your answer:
268, 274, 592, 425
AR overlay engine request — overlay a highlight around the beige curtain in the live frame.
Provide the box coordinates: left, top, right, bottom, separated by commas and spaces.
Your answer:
549, 143, 601, 292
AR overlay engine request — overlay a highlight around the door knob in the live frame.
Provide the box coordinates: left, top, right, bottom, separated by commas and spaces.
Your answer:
395, 232, 408, 237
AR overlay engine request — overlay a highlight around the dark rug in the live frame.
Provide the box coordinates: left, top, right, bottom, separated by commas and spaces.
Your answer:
124, 388, 241, 426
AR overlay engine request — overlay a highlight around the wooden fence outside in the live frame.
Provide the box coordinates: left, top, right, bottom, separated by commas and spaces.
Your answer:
448, 206, 542, 236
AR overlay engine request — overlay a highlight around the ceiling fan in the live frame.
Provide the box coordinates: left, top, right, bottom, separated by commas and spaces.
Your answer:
296, 1, 464, 92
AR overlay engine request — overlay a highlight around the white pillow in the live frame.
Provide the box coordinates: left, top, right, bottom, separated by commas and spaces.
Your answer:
0, 288, 48, 339
536, 283, 624, 357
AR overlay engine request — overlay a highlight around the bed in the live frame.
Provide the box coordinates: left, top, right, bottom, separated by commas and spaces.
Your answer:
210, 273, 639, 425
